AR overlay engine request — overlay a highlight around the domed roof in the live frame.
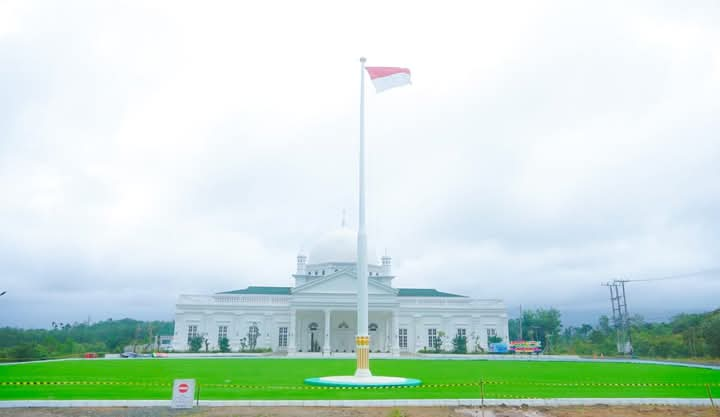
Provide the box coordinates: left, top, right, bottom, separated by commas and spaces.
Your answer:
309, 227, 377, 264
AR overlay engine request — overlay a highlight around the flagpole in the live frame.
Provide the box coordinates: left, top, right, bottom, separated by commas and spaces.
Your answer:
355, 56, 371, 378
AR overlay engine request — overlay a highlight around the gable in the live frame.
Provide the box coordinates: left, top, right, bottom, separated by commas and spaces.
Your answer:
293, 270, 397, 296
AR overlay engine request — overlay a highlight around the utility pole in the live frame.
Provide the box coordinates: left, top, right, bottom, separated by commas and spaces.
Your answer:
519, 304, 523, 341
602, 280, 633, 356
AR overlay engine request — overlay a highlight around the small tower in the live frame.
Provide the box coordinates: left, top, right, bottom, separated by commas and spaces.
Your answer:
381, 253, 392, 276
297, 253, 307, 275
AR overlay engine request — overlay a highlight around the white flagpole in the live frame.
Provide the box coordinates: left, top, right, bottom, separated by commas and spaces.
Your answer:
355, 56, 371, 377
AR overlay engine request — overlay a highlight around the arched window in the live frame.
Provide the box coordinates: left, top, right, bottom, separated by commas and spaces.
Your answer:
368, 323, 378, 332
308, 322, 319, 331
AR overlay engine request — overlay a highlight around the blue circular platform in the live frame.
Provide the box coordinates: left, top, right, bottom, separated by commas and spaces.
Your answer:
304, 375, 422, 387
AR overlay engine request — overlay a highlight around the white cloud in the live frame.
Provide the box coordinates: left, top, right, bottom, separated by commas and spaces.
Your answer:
1, 0, 719, 327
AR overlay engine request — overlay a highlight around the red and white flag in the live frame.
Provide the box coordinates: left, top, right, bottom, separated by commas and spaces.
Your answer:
365, 67, 411, 93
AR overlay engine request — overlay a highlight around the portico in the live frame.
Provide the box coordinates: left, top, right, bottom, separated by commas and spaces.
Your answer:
289, 309, 399, 354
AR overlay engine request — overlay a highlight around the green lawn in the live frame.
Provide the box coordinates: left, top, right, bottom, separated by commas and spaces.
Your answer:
0, 358, 718, 400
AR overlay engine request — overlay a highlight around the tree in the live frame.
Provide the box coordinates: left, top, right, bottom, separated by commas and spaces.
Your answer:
247, 323, 260, 351
239, 337, 248, 352
522, 308, 561, 352
701, 310, 720, 357
452, 333, 467, 354
508, 318, 520, 341
432, 331, 446, 353
188, 336, 203, 352
218, 337, 230, 353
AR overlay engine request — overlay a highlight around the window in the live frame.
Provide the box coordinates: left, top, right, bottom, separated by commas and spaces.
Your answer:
487, 328, 497, 338
308, 322, 319, 331
218, 325, 228, 343
399, 328, 408, 348
278, 327, 288, 347
457, 328, 466, 338
187, 325, 198, 343
368, 323, 378, 332
427, 328, 438, 349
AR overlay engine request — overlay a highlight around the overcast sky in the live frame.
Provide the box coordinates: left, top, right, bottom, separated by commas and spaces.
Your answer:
1, 1, 719, 329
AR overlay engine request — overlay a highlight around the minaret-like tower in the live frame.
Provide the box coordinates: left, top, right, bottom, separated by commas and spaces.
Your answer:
296, 253, 307, 275
381, 254, 392, 276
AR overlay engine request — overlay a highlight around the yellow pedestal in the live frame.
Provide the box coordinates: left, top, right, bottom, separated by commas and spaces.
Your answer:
355, 335, 370, 377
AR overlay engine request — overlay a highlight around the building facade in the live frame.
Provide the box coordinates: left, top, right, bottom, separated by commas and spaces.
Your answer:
172, 228, 509, 355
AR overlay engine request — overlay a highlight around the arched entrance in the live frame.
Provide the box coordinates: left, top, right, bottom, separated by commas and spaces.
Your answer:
308, 322, 320, 352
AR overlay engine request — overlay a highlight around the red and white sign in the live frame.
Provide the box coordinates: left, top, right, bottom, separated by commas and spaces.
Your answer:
171, 379, 195, 409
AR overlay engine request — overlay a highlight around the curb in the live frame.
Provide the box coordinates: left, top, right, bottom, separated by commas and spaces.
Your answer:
0, 398, 714, 408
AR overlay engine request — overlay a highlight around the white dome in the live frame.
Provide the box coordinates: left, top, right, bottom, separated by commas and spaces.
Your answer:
309, 227, 377, 264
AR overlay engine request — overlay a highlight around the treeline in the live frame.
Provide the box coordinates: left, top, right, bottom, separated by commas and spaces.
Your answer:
2, 309, 719, 362
509, 308, 720, 358
0, 319, 173, 362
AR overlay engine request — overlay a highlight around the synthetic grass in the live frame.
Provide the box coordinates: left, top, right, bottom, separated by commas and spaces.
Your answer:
0, 358, 718, 400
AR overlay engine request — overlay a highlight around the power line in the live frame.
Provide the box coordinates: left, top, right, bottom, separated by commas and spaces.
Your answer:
598, 267, 719, 357
627, 267, 720, 282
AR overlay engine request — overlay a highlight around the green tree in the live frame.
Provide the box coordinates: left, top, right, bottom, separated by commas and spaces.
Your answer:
522, 308, 562, 352
701, 310, 720, 356
433, 331, 445, 353
218, 337, 230, 353
188, 336, 203, 352
452, 333, 467, 354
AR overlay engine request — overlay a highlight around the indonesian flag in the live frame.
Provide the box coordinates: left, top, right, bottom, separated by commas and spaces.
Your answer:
365, 67, 411, 93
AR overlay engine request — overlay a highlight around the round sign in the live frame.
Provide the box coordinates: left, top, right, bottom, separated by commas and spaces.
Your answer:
178, 383, 189, 393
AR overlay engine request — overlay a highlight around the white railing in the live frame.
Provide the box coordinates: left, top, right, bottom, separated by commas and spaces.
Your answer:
178, 294, 290, 306
399, 298, 504, 308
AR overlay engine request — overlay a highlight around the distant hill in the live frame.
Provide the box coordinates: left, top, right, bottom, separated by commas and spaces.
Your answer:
0, 318, 173, 362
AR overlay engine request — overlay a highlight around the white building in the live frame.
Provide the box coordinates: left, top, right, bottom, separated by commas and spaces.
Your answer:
172, 227, 508, 355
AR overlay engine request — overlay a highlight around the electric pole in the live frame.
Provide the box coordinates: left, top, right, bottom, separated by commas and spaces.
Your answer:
519, 304, 523, 341
602, 280, 633, 356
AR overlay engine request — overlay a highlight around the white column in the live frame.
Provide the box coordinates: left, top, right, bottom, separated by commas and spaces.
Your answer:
414, 314, 423, 352
323, 309, 331, 355
264, 313, 272, 349
392, 311, 400, 356
443, 315, 452, 351
288, 309, 297, 354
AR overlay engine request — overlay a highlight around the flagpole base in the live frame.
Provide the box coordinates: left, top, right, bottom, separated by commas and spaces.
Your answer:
354, 368, 372, 378
355, 335, 371, 377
